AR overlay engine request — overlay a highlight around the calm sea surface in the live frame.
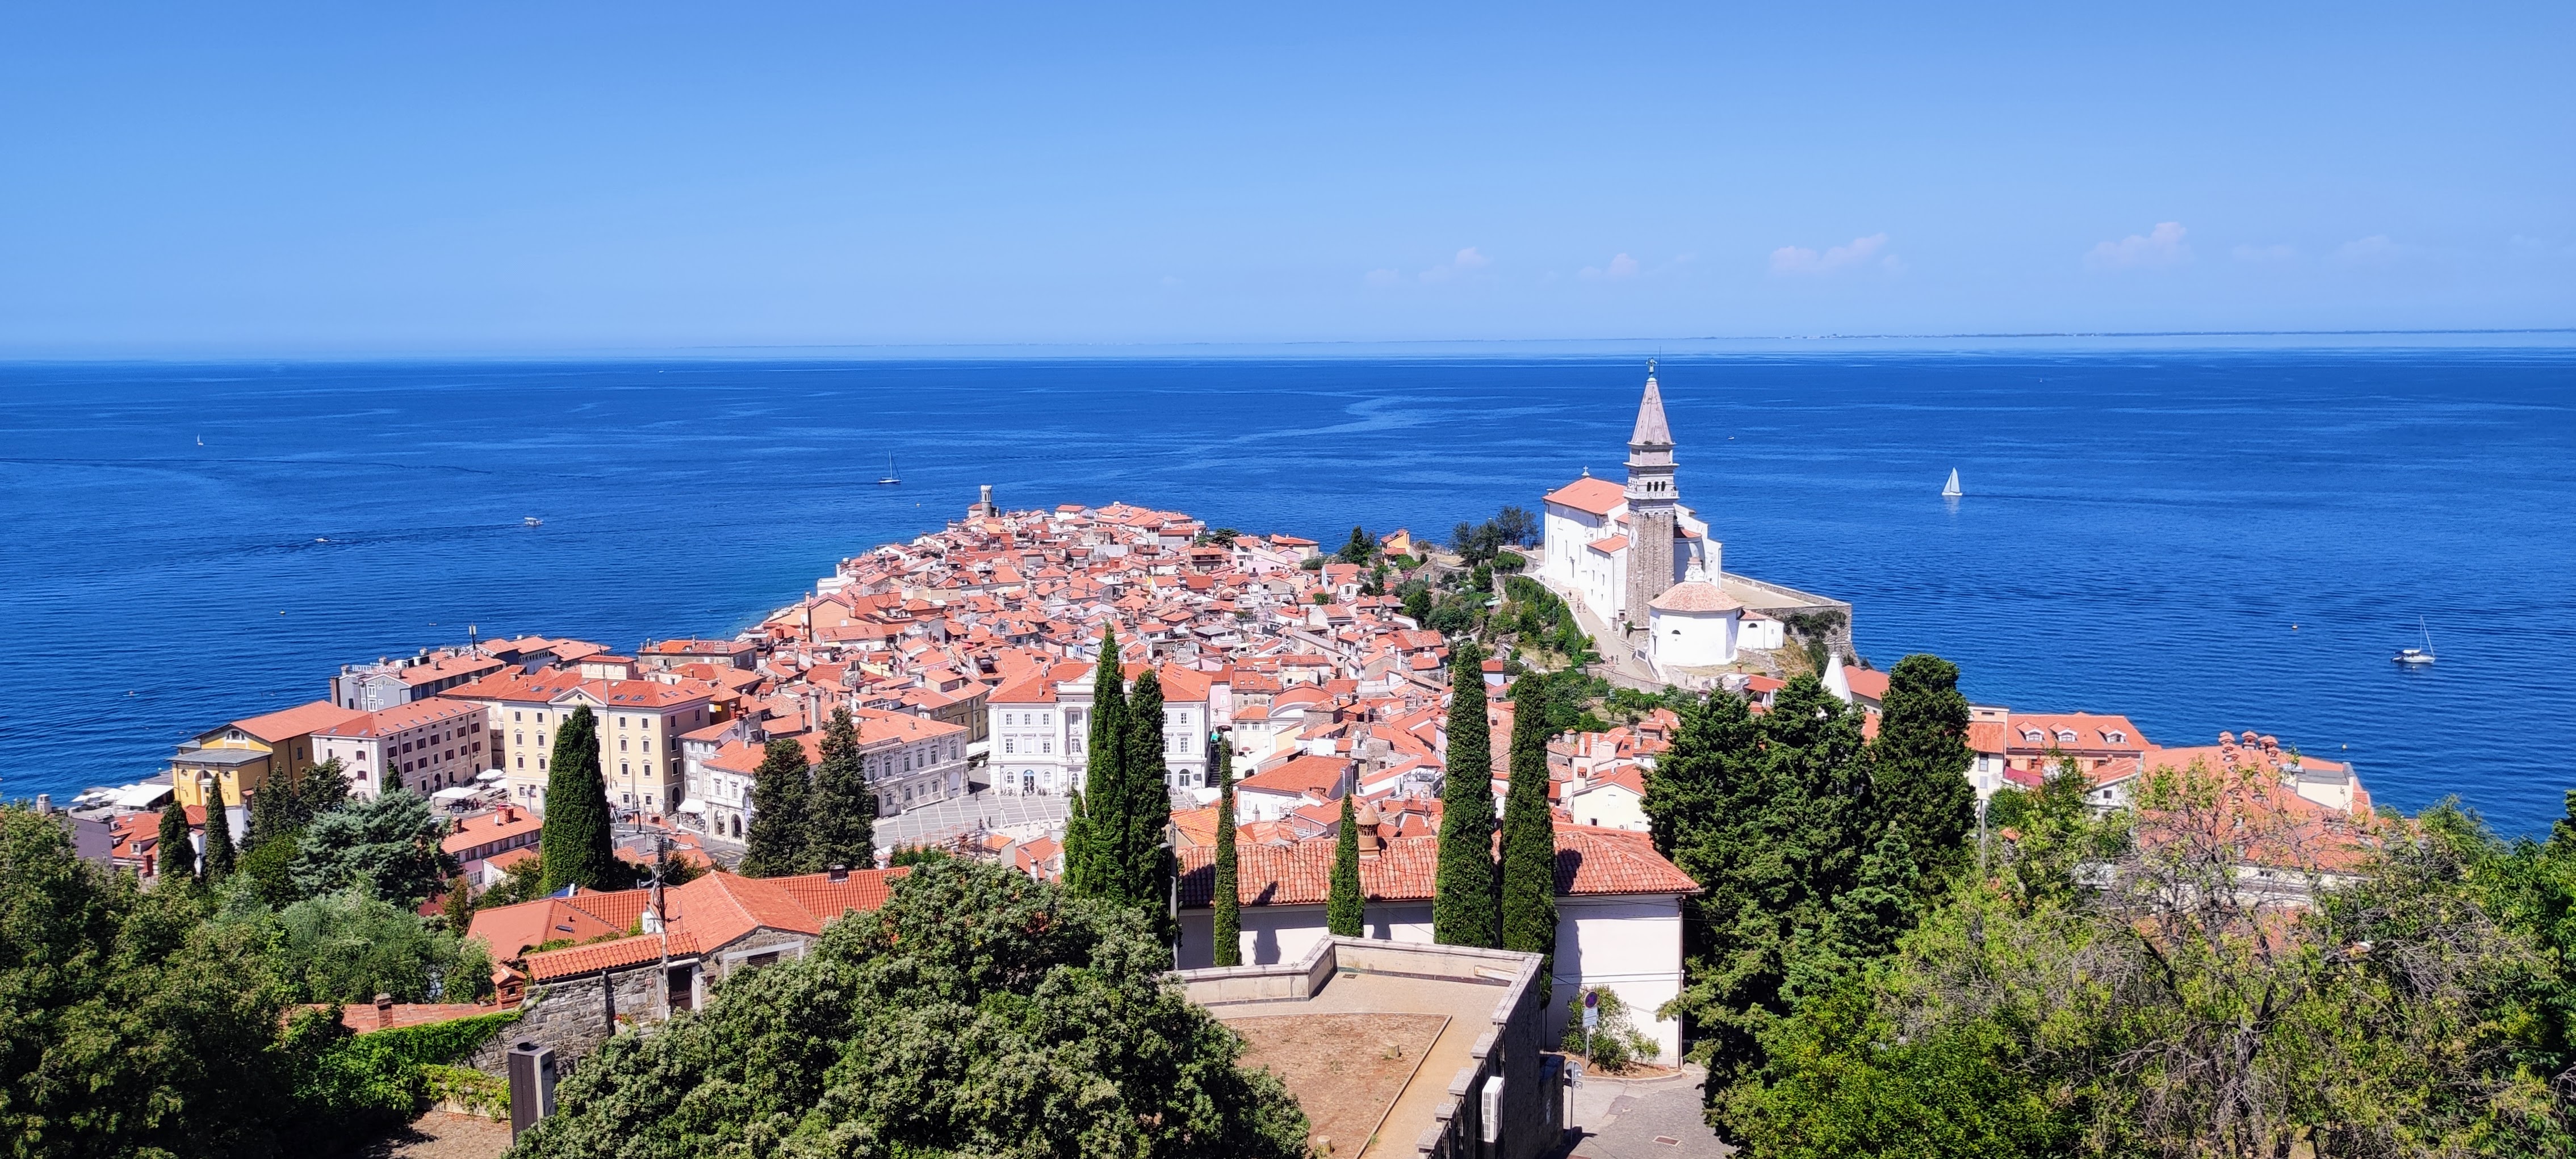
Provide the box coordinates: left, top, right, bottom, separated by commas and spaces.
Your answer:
2, 353, 2570, 831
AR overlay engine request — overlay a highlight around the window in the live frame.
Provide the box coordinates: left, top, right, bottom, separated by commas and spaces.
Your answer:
514, 710, 522, 721
538, 758, 547, 770
1004, 739, 1016, 754
516, 756, 524, 768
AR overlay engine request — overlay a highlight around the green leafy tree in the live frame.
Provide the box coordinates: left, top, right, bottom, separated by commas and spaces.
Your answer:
236, 830, 303, 906
1339, 524, 1376, 563
1870, 653, 1978, 886
156, 797, 195, 886
738, 736, 814, 878
1399, 579, 1434, 626
0, 805, 309, 1156
1435, 643, 1498, 947
512, 860, 1309, 1159
1212, 740, 1242, 966
290, 790, 461, 908
476, 852, 552, 909
1657, 675, 1875, 1091
807, 707, 877, 870
1499, 676, 1558, 991
1785, 821, 1924, 1000
201, 804, 237, 881
1492, 505, 1537, 547
539, 704, 619, 892
254, 889, 491, 1003
295, 756, 351, 819
1329, 794, 1364, 938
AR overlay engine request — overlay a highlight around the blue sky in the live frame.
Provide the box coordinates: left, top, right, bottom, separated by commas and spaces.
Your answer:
2, 2, 2568, 353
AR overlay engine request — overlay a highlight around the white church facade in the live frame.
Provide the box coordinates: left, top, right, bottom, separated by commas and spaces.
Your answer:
1540, 363, 1758, 669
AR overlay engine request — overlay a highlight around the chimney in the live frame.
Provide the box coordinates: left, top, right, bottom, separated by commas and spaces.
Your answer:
828, 864, 849, 883
1354, 798, 1383, 859
374, 994, 395, 1030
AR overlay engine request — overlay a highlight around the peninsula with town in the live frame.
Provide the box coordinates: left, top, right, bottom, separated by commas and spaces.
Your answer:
16, 365, 2486, 1159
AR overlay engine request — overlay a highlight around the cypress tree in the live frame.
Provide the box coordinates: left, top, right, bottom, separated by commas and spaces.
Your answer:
1062, 789, 1095, 894
1074, 627, 1129, 897
1327, 793, 1364, 938
807, 708, 876, 871
1869, 652, 1978, 886
1498, 676, 1558, 989
1434, 643, 1498, 947
541, 704, 619, 892
739, 737, 814, 878
200, 798, 237, 881
155, 798, 195, 886
1212, 740, 1241, 966
1121, 668, 1169, 909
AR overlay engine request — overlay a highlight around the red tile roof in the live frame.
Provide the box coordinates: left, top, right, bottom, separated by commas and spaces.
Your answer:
233, 700, 367, 744
1545, 476, 1627, 517
1175, 825, 1696, 907
312, 696, 486, 739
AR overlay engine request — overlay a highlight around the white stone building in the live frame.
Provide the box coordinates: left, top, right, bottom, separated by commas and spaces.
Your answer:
1175, 819, 1698, 1063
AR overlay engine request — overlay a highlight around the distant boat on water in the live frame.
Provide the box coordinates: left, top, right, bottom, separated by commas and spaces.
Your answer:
2393, 616, 2436, 666
523, 516, 543, 527
877, 457, 900, 486
1942, 468, 1963, 498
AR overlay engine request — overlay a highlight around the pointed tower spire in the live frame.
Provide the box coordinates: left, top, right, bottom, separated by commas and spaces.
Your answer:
1630, 358, 1673, 447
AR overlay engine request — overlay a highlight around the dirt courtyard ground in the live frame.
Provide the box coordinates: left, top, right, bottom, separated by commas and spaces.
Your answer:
1229, 1011, 1450, 1157
361, 1111, 512, 1159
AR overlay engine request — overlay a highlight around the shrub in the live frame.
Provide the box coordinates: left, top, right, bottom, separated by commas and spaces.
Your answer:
1562, 987, 1659, 1072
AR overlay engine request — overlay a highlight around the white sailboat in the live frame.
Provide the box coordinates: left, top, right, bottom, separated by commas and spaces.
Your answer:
876, 456, 900, 486
1941, 468, 1963, 498
2393, 617, 2436, 666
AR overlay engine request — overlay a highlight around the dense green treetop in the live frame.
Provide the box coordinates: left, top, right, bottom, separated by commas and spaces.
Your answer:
1869, 654, 1979, 887
512, 859, 1308, 1159
806, 706, 877, 871
289, 790, 458, 908
1328, 794, 1364, 939
1212, 739, 1241, 968
1435, 643, 1498, 948
538, 705, 619, 893
1498, 674, 1558, 992
739, 735, 815, 878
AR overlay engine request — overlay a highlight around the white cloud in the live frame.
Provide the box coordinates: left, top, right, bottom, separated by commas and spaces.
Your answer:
1451, 246, 1489, 270
2231, 243, 2296, 263
2085, 221, 2190, 270
1580, 253, 1640, 281
1770, 233, 1893, 277
2334, 235, 2406, 266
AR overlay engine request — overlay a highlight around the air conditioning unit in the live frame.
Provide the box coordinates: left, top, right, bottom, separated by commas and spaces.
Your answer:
1480, 1076, 1505, 1144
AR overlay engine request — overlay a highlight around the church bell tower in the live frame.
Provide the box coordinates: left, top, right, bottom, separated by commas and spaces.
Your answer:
1622, 361, 1678, 626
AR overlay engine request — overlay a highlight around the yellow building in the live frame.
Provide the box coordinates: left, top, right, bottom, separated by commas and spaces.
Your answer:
169, 700, 367, 810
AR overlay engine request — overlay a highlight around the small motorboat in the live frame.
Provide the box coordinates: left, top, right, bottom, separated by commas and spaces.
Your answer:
1942, 468, 1963, 499
2393, 617, 2436, 666
523, 516, 543, 527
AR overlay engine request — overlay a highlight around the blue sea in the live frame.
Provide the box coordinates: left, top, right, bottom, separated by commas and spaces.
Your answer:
2, 350, 2571, 832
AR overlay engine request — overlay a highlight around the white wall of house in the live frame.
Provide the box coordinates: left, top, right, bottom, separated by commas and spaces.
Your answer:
1172, 889, 1686, 1064
1550, 894, 1686, 1063
1541, 500, 1614, 587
